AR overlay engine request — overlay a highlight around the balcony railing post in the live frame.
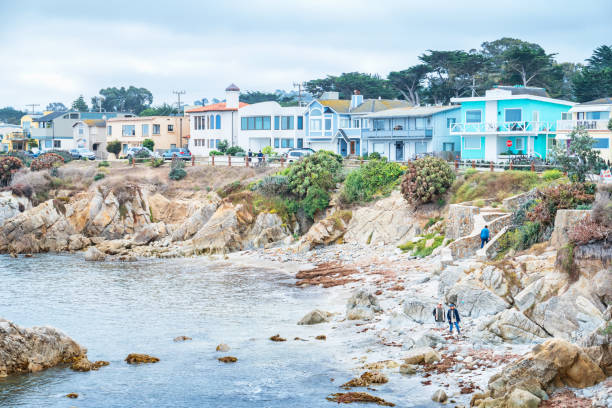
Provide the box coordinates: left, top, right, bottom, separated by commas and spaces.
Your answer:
472, 160, 476, 169
530, 162, 535, 172
490, 162, 494, 172
228, 155, 231, 167
211, 154, 215, 166
509, 162, 513, 171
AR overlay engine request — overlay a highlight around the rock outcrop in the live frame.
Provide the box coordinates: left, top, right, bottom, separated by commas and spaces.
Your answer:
473, 339, 607, 408
346, 290, 382, 321
0, 191, 30, 225
298, 211, 352, 251
246, 212, 290, 249
298, 309, 332, 325
0, 318, 84, 377
344, 191, 417, 245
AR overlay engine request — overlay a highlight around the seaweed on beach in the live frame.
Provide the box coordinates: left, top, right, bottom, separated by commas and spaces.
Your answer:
326, 392, 395, 406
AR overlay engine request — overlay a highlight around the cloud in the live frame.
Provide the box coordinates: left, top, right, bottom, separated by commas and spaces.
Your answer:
0, 0, 611, 109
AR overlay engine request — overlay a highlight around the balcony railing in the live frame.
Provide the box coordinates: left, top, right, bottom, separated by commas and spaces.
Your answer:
450, 121, 554, 134
362, 128, 432, 138
556, 119, 610, 131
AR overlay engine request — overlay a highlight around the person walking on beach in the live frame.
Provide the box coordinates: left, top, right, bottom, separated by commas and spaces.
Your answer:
432, 303, 445, 329
480, 225, 490, 248
447, 304, 461, 335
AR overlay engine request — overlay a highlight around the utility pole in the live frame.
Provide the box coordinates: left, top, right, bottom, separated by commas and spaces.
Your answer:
293, 82, 305, 107
26, 104, 40, 114
173, 90, 186, 148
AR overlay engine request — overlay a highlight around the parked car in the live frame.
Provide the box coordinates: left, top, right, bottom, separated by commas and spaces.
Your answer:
24, 148, 41, 158
70, 148, 96, 160
162, 148, 191, 160
124, 147, 159, 159
283, 148, 315, 163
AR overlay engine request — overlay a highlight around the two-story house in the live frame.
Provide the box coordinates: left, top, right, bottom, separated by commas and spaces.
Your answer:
72, 120, 108, 158
32, 111, 134, 150
187, 84, 248, 155
106, 115, 189, 154
237, 101, 305, 154
556, 97, 612, 162
303, 91, 411, 157
0, 123, 26, 152
362, 105, 460, 161
450, 86, 575, 161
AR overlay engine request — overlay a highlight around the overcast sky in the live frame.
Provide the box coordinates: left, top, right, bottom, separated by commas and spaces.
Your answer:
1, 0, 611, 111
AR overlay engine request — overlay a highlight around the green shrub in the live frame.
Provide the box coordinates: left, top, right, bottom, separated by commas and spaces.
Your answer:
262, 146, 277, 156
368, 152, 381, 160
542, 169, 563, 182
45, 149, 72, 163
106, 140, 121, 158
209, 150, 224, 156
527, 182, 595, 225
226, 146, 245, 156
464, 168, 477, 176
98, 161, 110, 167
451, 170, 541, 203
142, 138, 155, 151
258, 175, 289, 196
151, 157, 164, 168
168, 157, 186, 180
401, 156, 455, 204
398, 233, 445, 257
217, 181, 243, 198
217, 140, 228, 153
0, 156, 23, 186
8, 151, 32, 167
285, 150, 343, 198
341, 159, 403, 203
31, 153, 64, 171
301, 186, 330, 219
135, 149, 150, 159
94, 173, 105, 181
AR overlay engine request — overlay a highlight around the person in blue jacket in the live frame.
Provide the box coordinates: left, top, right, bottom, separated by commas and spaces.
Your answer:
447, 303, 460, 335
480, 225, 490, 248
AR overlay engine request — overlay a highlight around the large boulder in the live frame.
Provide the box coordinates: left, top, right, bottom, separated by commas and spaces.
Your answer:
445, 282, 510, 318
403, 347, 441, 365
170, 201, 219, 241
403, 300, 429, 323
482, 309, 550, 343
0, 191, 30, 225
0, 318, 85, 377
246, 212, 290, 249
343, 191, 417, 245
298, 309, 332, 325
189, 202, 254, 254
298, 211, 352, 251
132, 222, 167, 245
484, 339, 605, 406
346, 291, 381, 321
84, 246, 106, 261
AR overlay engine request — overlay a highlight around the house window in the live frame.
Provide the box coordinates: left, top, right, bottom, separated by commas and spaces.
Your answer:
281, 116, 294, 130
324, 118, 332, 130
281, 138, 294, 148
263, 116, 271, 130
69, 113, 78, 119
353, 119, 360, 128
415, 118, 424, 129
243, 116, 271, 130
53, 140, 61, 148
425, 116, 432, 128
142, 124, 149, 136
561, 112, 571, 120
447, 118, 456, 128
107, 126, 112, 136
594, 138, 610, 148
373, 119, 385, 131
274, 116, 280, 130
274, 138, 279, 148
339, 118, 350, 128
297, 116, 303, 129
122, 125, 135, 136
168, 124, 174, 132
78, 126, 84, 135
363, 119, 369, 128
443, 142, 455, 151
216, 114, 221, 129
310, 108, 321, 116
465, 110, 482, 123
515, 138, 524, 151
153, 124, 160, 134
255, 117, 263, 130
310, 119, 321, 131
505, 108, 522, 122
464, 136, 481, 149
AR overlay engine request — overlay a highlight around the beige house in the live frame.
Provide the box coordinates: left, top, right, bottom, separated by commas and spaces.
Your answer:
106, 116, 189, 154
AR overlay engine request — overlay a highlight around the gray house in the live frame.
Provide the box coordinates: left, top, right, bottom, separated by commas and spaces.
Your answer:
32, 111, 134, 150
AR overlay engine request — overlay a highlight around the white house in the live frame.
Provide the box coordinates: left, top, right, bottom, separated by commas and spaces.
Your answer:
237, 101, 305, 154
72, 119, 108, 158
187, 84, 246, 156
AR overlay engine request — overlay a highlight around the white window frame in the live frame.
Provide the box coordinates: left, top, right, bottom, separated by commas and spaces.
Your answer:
463, 136, 481, 150
465, 109, 482, 123
515, 138, 524, 151
339, 118, 350, 129
504, 108, 522, 123
310, 119, 321, 131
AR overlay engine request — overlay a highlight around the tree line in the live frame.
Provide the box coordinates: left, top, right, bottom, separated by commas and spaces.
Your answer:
304, 38, 612, 105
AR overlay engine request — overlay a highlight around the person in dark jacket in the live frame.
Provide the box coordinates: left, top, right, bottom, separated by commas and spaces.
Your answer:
447, 303, 461, 335
480, 225, 490, 248
432, 303, 445, 328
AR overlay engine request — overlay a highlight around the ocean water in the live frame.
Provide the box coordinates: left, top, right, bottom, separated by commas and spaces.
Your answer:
0, 253, 436, 408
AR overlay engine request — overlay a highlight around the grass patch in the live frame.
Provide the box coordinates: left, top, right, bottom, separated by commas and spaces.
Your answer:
398, 233, 445, 258
450, 170, 549, 204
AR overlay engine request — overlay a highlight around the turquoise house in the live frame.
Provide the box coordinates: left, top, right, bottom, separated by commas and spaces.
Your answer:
450, 86, 575, 161
303, 91, 410, 157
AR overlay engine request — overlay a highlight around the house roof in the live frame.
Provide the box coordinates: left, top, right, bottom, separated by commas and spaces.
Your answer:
186, 102, 249, 113
366, 105, 460, 118
73, 119, 106, 127
493, 85, 549, 97
33, 111, 67, 122
225, 83, 240, 92
578, 97, 612, 105
316, 98, 411, 114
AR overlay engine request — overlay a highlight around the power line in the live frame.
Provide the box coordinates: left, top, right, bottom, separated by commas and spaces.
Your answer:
26, 104, 40, 114
173, 90, 186, 148
293, 82, 305, 107
173, 90, 186, 114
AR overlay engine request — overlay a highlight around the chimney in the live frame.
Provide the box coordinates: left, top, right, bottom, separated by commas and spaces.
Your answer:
350, 90, 363, 109
225, 83, 240, 109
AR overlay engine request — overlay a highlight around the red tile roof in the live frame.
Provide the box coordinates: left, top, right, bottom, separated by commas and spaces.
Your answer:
186, 102, 248, 113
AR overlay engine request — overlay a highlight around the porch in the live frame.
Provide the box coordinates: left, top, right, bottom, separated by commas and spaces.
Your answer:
461, 134, 550, 162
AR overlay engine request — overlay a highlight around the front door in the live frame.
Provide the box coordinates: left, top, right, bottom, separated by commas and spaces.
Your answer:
395, 142, 404, 161
349, 141, 356, 155
339, 140, 347, 156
